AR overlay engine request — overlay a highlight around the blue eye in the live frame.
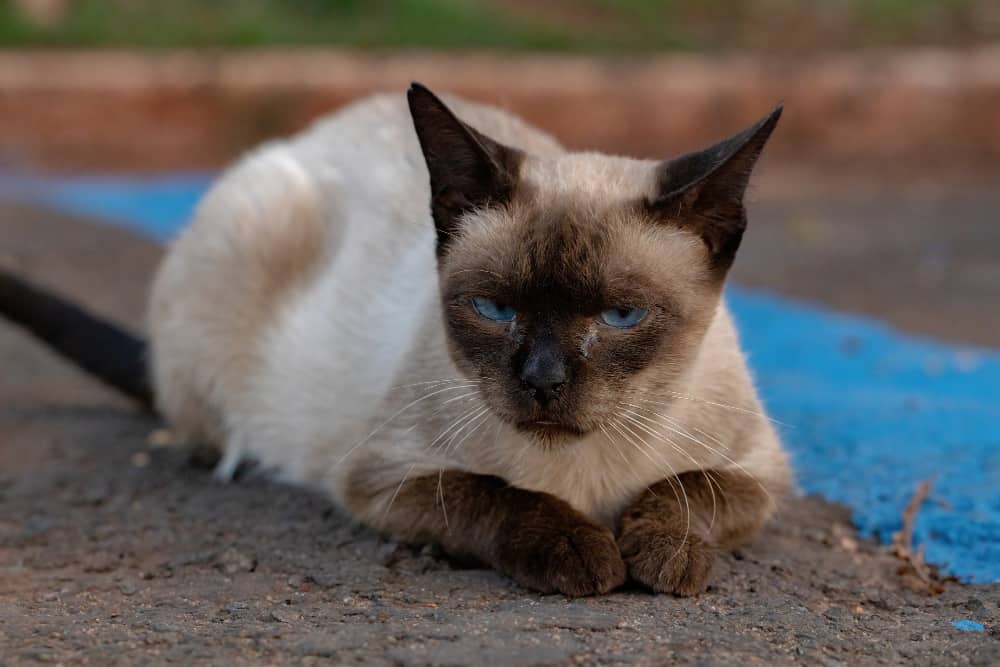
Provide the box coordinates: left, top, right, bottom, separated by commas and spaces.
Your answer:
599, 307, 647, 328
471, 297, 516, 322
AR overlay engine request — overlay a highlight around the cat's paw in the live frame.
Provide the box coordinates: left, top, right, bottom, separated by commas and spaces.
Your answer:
497, 519, 626, 597
617, 515, 714, 596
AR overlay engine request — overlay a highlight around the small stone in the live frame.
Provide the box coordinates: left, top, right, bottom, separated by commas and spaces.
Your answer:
216, 547, 257, 574
308, 573, 339, 588
147, 429, 176, 447
130, 451, 151, 468
803, 528, 828, 543
81, 553, 118, 573
865, 592, 901, 611
963, 597, 986, 613
119, 581, 139, 596
269, 608, 300, 623
823, 606, 852, 622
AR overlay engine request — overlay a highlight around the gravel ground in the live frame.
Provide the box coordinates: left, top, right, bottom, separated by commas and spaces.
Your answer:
1, 191, 998, 665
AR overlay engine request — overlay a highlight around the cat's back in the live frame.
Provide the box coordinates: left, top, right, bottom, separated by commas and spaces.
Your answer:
286, 93, 562, 246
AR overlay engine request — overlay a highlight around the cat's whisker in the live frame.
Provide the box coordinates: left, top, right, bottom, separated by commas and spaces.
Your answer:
620, 405, 712, 463
381, 462, 418, 526
701, 467, 730, 510
439, 406, 490, 456
492, 419, 503, 448
439, 391, 483, 406
610, 415, 692, 564
391, 403, 489, 530
336, 383, 480, 466
608, 416, 692, 561
598, 423, 658, 499
599, 422, 632, 466
607, 417, 682, 509
611, 416, 686, 504
618, 406, 719, 536
656, 414, 774, 504
425, 404, 488, 457
687, 423, 738, 458
626, 403, 774, 504
636, 394, 791, 428
389, 377, 481, 390
626, 400, 739, 467
437, 469, 449, 532
618, 409, 720, 536
423, 405, 492, 531
445, 408, 492, 458
426, 393, 479, 419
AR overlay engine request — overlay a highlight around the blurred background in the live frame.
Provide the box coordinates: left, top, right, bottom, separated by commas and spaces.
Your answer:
2, 0, 998, 51
0, 1, 998, 344
1, 0, 999, 591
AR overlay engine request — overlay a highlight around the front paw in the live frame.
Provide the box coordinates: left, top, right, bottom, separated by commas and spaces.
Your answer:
497, 519, 626, 597
617, 515, 714, 596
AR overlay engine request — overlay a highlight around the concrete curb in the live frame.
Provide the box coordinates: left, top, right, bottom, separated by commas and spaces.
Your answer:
1, 48, 998, 170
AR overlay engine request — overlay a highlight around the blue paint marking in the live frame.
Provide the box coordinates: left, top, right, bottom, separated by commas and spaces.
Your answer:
952, 620, 985, 632
0, 172, 211, 241
5, 173, 1000, 583
731, 292, 1000, 583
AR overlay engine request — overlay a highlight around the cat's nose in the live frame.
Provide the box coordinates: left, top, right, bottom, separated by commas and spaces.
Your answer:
520, 338, 567, 405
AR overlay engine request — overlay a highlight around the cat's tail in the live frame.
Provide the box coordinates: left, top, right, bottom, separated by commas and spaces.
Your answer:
0, 267, 154, 410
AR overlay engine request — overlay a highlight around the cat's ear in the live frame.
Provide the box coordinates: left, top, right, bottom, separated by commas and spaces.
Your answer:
648, 104, 782, 272
407, 82, 523, 255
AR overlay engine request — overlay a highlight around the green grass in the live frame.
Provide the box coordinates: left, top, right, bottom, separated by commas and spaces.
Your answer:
0, 0, 992, 51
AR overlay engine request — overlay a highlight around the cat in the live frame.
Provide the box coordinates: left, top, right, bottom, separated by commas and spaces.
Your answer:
0, 83, 791, 597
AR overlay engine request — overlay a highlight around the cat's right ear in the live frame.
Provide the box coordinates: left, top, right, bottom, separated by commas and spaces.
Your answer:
647, 104, 782, 275
407, 83, 523, 256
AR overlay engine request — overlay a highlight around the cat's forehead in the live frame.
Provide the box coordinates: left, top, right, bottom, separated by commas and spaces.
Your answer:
447, 180, 708, 309
519, 153, 658, 203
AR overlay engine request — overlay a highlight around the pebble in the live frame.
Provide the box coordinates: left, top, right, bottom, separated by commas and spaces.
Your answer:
823, 606, 853, 622
270, 608, 300, 624
216, 547, 257, 574
962, 597, 985, 613
147, 429, 176, 447
130, 451, 151, 468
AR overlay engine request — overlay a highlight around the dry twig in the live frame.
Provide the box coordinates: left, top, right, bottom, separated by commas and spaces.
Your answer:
891, 480, 952, 594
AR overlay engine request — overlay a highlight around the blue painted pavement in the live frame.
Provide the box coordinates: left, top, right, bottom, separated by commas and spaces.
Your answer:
4, 173, 999, 583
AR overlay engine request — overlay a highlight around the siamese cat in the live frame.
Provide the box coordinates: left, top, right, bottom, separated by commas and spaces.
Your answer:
0, 84, 791, 597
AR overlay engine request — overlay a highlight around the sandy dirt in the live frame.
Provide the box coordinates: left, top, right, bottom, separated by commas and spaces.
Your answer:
1, 193, 998, 665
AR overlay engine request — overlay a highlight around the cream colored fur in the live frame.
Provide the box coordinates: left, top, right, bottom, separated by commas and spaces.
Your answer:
148, 92, 790, 531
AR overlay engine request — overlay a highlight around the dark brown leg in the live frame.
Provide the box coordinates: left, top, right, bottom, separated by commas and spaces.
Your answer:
345, 465, 626, 597
617, 469, 775, 596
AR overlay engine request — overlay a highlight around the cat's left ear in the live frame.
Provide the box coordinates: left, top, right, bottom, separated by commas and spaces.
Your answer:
648, 104, 783, 273
407, 83, 524, 256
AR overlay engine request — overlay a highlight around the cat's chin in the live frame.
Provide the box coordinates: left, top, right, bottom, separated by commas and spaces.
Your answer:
515, 419, 588, 445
